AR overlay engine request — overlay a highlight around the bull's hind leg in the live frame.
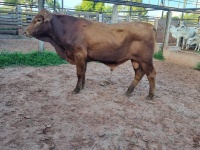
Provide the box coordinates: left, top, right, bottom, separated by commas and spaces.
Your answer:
125, 61, 145, 96
141, 62, 156, 100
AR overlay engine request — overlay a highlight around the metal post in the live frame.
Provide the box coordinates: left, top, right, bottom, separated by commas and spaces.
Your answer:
163, 11, 172, 50
38, 0, 44, 52
161, 11, 164, 19
178, 0, 180, 8
129, 1, 132, 17
111, 4, 118, 23
182, 0, 187, 19
196, 0, 199, 8
66, 9, 70, 15
54, 0, 56, 11
16, 5, 23, 36
137, 12, 141, 22
198, 16, 200, 27
62, 0, 63, 11
181, 13, 184, 20
161, 0, 165, 18
99, 13, 103, 22
38, 0, 44, 11
154, 18, 159, 30
126, 15, 131, 22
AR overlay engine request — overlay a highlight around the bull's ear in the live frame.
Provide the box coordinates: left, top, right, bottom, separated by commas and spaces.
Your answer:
42, 10, 52, 22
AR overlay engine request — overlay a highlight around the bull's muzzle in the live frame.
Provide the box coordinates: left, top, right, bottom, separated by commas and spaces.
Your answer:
23, 30, 31, 37
23, 31, 28, 36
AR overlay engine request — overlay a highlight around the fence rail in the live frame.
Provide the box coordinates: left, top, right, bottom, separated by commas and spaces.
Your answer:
0, 5, 158, 35
0, 6, 111, 35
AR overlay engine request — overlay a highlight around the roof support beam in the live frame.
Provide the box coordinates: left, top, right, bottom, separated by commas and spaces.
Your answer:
90, 0, 200, 14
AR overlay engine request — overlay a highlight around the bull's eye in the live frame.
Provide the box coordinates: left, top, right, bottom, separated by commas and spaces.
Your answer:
37, 18, 42, 22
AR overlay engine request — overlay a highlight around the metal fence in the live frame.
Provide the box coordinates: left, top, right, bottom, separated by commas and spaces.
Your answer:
0, 5, 157, 35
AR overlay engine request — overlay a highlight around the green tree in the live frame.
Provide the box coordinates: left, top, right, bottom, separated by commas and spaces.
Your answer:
183, 13, 199, 23
75, 1, 107, 12
163, 14, 180, 19
172, 16, 179, 19
2, 0, 32, 10
127, 0, 147, 16
45, 0, 60, 9
3, 0, 19, 3
75, 0, 147, 16
2, 0, 60, 10
3, 0, 35, 4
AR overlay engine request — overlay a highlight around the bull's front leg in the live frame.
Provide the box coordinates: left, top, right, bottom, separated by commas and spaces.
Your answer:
182, 38, 185, 50
198, 43, 200, 51
194, 44, 198, 51
176, 37, 179, 46
73, 52, 87, 94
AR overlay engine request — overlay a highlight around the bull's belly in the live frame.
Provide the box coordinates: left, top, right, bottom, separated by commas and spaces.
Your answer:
88, 47, 129, 62
88, 49, 131, 71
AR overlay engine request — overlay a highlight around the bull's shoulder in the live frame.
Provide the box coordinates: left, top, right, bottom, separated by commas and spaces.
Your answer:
53, 14, 92, 28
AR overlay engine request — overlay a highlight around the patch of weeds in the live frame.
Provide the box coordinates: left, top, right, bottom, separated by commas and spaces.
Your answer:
0, 50, 67, 68
195, 62, 200, 70
153, 51, 164, 60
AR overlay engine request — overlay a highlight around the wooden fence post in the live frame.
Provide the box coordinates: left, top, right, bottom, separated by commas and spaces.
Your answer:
16, 5, 23, 36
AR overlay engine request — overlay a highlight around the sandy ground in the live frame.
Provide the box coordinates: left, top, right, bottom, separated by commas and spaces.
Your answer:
0, 36, 200, 149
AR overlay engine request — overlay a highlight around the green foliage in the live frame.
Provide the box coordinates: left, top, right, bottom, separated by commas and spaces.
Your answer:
153, 51, 165, 60
3, 0, 60, 9
183, 13, 199, 23
75, 1, 107, 12
163, 14, 179, 19
75, 0, 147, 15
115, 0, 147, 16
172, 16, 180, 19
3, 0, 34, 4
195, 62, 200, 70
0, 50, 67, 68
45, 0, 60, 9
104, 5, 112, 12
3, 0, 19, 3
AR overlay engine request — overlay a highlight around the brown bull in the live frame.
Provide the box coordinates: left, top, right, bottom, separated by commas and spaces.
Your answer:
24, 9, 156, 99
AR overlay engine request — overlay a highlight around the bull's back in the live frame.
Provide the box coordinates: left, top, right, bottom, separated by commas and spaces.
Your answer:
84, 21, 155, 64
85, 21, 155, 48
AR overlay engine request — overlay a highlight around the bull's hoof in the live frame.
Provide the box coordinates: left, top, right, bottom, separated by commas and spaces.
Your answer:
72, 87, 81, 94
125, 91, 132, 97
146, 94, 154, 100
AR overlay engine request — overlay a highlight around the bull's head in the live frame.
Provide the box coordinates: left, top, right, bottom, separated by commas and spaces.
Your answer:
24, 9, 52, 38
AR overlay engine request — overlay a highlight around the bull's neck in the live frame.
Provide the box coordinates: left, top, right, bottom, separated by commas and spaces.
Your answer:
49, 14, 77, 46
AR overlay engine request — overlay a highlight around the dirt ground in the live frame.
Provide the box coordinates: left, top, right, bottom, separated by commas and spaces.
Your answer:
0, 36, 200, 150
